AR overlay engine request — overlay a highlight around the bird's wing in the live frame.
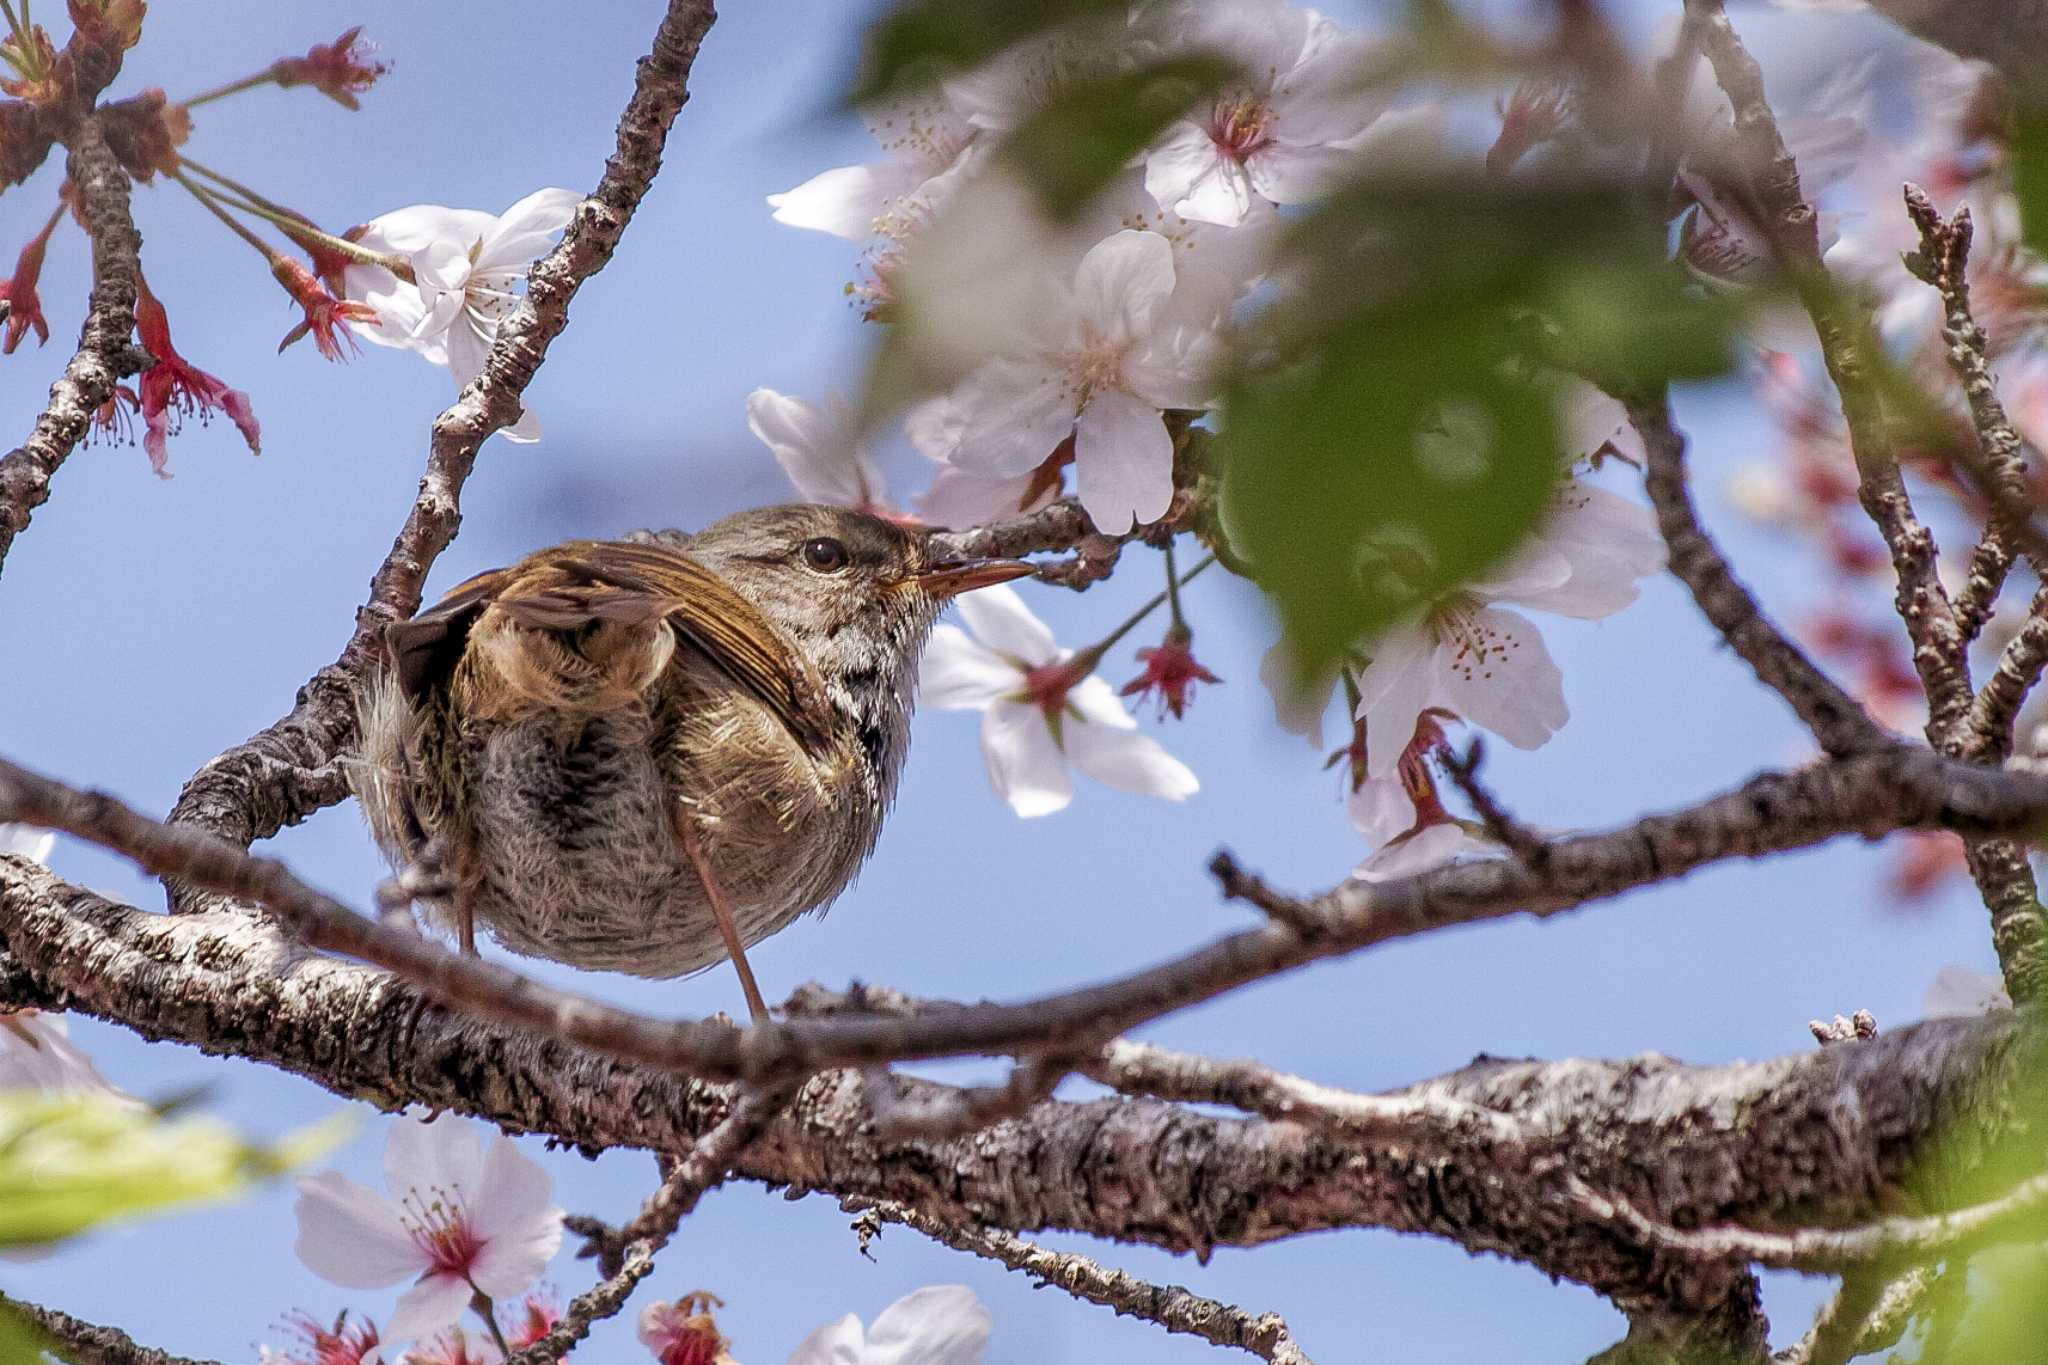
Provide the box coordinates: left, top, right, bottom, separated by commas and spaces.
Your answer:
384, 541, 833, 750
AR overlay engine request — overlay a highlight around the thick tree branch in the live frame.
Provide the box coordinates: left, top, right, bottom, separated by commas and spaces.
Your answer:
1624, 392, 1884, 752
162, 0, 722, 862
0, 118, 140, 579
845, 1196, 1312, 1364
0, 1295, 219, 1365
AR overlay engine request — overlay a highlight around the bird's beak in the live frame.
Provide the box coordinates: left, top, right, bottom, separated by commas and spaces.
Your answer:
913, 557, 1035, 600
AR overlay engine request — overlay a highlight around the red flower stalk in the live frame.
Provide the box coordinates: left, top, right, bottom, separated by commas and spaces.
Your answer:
271, 27, 387, 110
1120, 624, 1220, 720
270, 254, 376, 361
134, 273, 261, 475
0, 197, 63, 353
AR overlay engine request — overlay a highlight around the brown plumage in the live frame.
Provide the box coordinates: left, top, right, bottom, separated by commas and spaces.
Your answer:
351, 505, 1030, 1012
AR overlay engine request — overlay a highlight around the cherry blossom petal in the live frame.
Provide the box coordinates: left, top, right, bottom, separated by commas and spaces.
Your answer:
1243, 140, 1356, 207
1074, 387, 1173, 534
953, 583, 1058, 666
384, 1113, 485, 1202
981, 701, 1073, 817
0, 1012, 121, 1094
355, 206, 496, 258
1268, 33, 1388, 144
292, 1171, 421, 1290
769, 161, 929, 239
1145, 121, 1252, 226
1258, 644, 1336, 749
1353, 823, 1502, 882
383, 1271, 476, 1346
1, 824, 54, 864
862, 1285, 992, 1365
919, 626, 1020, 710
1072, 230, 1177, 344
472, 188, 582, 272
1064, 720, 1199, 802
1347, 775, 1416, 846
787, 1313, 866, 1365
1122, 328, 1219, 412
1353, 622, 1438, 777
948, 360, 1080, 478
747, 388, 882, 507
915, 464, 1052, 528
1067, 673, 1141, 732
1434, 605, 1567, 751
466, 1138, 561, 1297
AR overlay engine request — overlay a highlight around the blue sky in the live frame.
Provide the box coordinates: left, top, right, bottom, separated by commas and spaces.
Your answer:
0, 2, 1997, 1361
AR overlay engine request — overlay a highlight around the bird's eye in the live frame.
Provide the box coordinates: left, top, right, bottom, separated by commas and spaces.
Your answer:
801, 537, 849, 572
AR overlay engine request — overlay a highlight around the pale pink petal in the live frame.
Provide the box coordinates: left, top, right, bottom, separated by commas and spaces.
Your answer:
1145, 122, 1251, 226
382, 1271, 475, 1345
467, 1133, 560, 1255
340, 265, 431, 351
384, 1114, 485, 1205
1121, 328, 1219, 413
949, 360, 1080, 478
954, 584, 1057, 665
862, 1285, 992, 1365
1243, 141, 1355, 206
919, 626, 1021, 709
1064, 720, 1199, 802
1353, 824, 1501, 883
440, 314, 492, 392
1258, 643, 1336, 749
1267, 33, 1388, 144
501, 404, 543, 444
786, 1313, 867, 1365
0, 824, 53, 864
0, 1013, 120, 1094
770, 160, 932, 239
981, 701, 1072, 817
473, 188, 582, 271
1066, 674, 1139, 731
1354, 623, 1439, 777
747, 388, 879, 507
915, 465, 1054, 528
1435, 606, 1566, 751
1347, 776, 1416, 845
354, 206, 495, 258
292, 1171, 422, 1290
1074, 387, 1173, 534
1072, 230, 1177, 343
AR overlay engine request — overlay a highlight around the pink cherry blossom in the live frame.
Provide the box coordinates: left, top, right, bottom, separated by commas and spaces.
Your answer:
920, 584, 1198, 817
769, 92, 976, 241
920, 230, 1217, 533
293, 1113, 563, 1346
1140, 0, 1390, 226
638, 1292, 733, 1365
747, 387, 892, 515
788, 1285, 992, 1365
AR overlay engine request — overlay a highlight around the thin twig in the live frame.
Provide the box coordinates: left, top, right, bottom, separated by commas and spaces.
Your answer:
0, 118, 141, 579
843, 1196, 1312, 1364
1570, 1168, 2048, 1272
1775, 1266, 1929, 1365
864, 1055, 1073, 1140
1970, 580, 2048, 753
1625, 391, 1886, 755
504, 1085, 791, 1364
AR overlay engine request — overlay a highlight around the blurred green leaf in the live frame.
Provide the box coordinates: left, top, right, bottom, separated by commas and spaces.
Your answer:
851, 0, 1130, 108
1219, 174, 1740, 686
2013, 104, 2048, 259
1002, 55, 1240, 221
0, 1304, 45, 1365
0, 1090, 348, 1249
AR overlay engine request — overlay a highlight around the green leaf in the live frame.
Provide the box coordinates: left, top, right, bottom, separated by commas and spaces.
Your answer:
0, 1304, 47, 1365
0, 1090, 349, 1249
1218, 173, 1740, 687
850, 0, 1131, 108
2013, 102, 2048, 259
1001, 54, 1240, 221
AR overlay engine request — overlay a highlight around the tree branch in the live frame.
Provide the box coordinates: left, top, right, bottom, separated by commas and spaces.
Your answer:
0, 117, 141, 579
844, 1196, 1312, 1364
1626, 391, 1886, 755
0, 1295, 219, 1365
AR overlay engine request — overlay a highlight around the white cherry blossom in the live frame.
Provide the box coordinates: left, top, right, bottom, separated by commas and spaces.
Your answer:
342, 188, 581, 443
768, 93, 977, 240
920, 583, 1198, 817
747, 388, 891, 514
921, 229, 1217, 533
1352, 479, 1664, 776
0, 1011, 122, 1095
294, 1113, 563, 1346
788, 1285, 991, 1365
1353, 822, 1504, 882
1140, 0, 1390, 226
1, 823, 54, 866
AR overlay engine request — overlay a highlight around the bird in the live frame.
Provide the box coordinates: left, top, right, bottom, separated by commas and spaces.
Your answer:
349, 504, 1033, 1022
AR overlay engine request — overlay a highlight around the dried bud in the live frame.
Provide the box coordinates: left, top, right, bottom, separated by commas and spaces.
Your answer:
65, 0, 146, 54
1120, 624, 1221, 721
271, 27, 387, 110
0, 100, 52, 190
99, 87, 189, 181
